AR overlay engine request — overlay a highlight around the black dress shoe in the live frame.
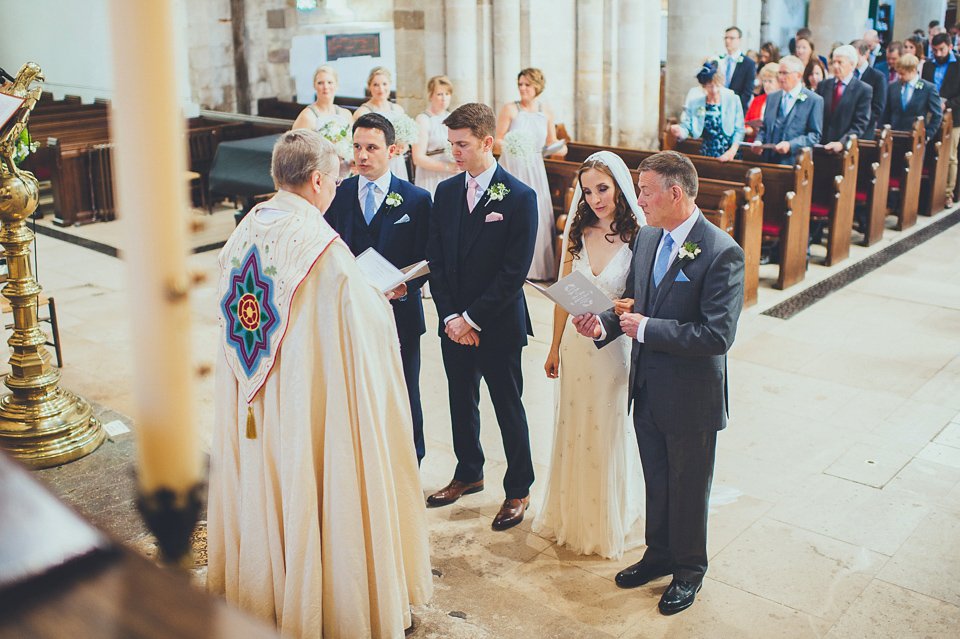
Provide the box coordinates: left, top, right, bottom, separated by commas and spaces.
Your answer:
658, 579, 702, 615
614, 561, 672, 589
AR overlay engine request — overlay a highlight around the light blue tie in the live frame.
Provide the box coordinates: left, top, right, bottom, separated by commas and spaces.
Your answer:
653, 233, 674, 287
781, 93, 791, 117
901, 84, 912, 110
363, 182, 377, 225
726, 56, 734, 88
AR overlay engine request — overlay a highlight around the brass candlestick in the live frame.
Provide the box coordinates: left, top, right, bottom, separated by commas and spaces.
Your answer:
0, 62, 104, 468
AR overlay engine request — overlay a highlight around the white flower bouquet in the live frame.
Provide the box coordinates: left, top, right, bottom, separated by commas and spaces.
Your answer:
502, 129, 537, 166
391, 114, 420, 147
317, 120, 352, 161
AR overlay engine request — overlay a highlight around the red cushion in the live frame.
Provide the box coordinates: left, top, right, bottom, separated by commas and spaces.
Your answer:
810, 202, 830, 218
762, 222, 781, 235
889, 177, 901, 189
922, 167, 930, 177
855, 191, 867, 203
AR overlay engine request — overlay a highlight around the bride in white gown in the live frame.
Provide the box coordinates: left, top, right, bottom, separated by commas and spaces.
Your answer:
533, 151, 647, 560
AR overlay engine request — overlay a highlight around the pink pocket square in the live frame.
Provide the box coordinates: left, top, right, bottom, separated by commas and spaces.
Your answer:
485, 212, 504, 222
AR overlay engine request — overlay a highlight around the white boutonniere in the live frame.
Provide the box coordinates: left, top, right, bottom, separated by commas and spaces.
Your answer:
487, 183, 510, 201
697, 106, 706, 117
679, 241, 701, 260
916, 80, 925, 90
736, 53, 744, 64
798, 92, 808, 102
385, 191, 403, 208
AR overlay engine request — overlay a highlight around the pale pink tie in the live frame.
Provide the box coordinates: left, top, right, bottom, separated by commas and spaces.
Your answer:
467, 177, 479, 212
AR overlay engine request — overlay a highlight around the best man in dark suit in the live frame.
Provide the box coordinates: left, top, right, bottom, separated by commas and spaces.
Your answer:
721, 26, 757, 114
853, 40, 888, 139
818, 44, 873, 149
882, 53, 943, 143
575, 151, 744, 615
923, 33, 960, 203
324, 113, 432, 462
752, 55, 823, 165
425, 103, 538, 531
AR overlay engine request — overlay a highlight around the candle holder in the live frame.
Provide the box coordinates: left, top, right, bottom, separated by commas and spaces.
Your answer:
0, 62, 104, 468
136, 480, 205, 567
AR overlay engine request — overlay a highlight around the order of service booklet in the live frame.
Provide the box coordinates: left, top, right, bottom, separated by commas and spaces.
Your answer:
526, 270, 614, 315
355, 247, 430, 294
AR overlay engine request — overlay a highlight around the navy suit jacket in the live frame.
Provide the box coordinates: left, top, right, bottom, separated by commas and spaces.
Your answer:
755, 87, 824, 165
326, 173, 431, 341
817, 77, 873, 144
721, 53, 757, 114
426, 164, 537, 350
922, 60, 960, 116
858, 66, 887, 139
882, 79, 944, 142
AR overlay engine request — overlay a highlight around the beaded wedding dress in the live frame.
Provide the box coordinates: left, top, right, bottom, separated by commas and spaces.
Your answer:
532, 242, 645, 560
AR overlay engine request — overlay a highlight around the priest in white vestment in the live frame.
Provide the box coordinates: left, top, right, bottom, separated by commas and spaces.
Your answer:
207, 129, 433, 639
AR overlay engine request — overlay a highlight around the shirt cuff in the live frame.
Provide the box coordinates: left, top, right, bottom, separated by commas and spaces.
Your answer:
443, 314, 460, 326
462, 312, 481, 332
593, 322, 607, 342
635, 317, 649, 343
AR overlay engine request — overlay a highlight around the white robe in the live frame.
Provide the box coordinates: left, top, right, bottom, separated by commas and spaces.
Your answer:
207, 192, 432, 639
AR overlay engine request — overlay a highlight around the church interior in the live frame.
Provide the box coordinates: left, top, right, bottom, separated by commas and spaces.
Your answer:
1, 0, 959, 637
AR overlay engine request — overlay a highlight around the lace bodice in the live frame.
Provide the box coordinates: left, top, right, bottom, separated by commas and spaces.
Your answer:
571, 243, 632, 300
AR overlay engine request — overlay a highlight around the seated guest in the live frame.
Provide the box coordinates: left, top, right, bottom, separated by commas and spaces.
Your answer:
803, 57, 828, 91
853, 39, 888, 138
817, 44, 873, 152
759, 42, 781, 66
923, 33, 960, 203
720, 26, 757, 113
863, 29, 884, 66
882, 54, 943, 143
904, 37, 927, 77
745, 62, 781, 139
208, 129, 433, 639
876, 42, 903, 84
752, 55, 823, 165
670, 62, 745, 162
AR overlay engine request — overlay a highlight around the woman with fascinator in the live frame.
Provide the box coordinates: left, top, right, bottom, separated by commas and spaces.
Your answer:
533, 151, 646, 560
669, 62, 745, 162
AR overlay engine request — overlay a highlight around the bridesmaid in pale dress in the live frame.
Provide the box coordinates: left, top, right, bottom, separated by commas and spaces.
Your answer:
495, 68, 567, 281
354, 66, 409, 181
412, 75, 460, 197
535, 151, 646, 560
292, 65, 353, 177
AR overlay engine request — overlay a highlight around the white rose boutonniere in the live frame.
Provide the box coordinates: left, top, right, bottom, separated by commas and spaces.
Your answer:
679, 241, 701, 260
736, 53, 744, 64
385, 191, 403, 208
916, 80, 925, 90
798, 92, 808, 102
487, 183, 510, 201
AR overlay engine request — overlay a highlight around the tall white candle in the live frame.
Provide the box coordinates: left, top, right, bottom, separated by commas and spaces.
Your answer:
107, 0, 200, 494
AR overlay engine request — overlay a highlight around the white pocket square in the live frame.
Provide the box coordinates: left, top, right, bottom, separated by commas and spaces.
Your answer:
485, 212, 504, 223
394, 213, 410, 224
676, 269, 690, 282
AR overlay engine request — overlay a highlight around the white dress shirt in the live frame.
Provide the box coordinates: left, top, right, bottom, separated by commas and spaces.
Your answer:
444, 161, 500, 332
357, 171, 393, 212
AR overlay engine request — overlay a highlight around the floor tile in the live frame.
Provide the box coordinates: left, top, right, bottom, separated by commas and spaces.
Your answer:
823, 579, 960, 638
877, 509, 960, 606
822, 443, 913, 488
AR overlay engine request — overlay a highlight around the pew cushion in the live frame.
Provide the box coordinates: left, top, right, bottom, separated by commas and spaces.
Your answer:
762, 221, 781, 235
889, 177, 901, 189
810, 202, 830, 219
855, 191, 867, 203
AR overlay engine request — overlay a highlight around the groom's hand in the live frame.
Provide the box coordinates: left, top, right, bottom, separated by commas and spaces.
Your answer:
445, 316, 472, 341
456, 328, 479, 347
620, 312, 646, 339
572, 313, 601, 339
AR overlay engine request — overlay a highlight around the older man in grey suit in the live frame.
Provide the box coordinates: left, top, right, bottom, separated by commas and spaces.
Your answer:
753, 55, 824, 165
575, 151, 745, 615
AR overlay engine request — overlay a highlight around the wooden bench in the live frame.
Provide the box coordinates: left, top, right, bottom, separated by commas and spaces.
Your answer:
810, 138, 858, 266
884, 118, 925, 230
921, 109, 953, 216
855, 126, 893, 246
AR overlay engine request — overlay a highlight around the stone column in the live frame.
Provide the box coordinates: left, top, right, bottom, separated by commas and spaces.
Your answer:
445, 0, 479, 104
394, 2, 427, 114
493, 0, 522, 110
577, 0, 605, 143
477, 0, 494, 106
665, 0, 732, 117
616, 0, 662, 149
893, 0, 947, 42
807, 0, 870, 56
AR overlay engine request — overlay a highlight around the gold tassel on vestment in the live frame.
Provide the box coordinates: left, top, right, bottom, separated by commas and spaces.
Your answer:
246, 405, 256, 439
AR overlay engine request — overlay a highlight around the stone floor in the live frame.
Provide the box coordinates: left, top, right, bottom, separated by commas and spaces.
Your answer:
16, 204, 960, 637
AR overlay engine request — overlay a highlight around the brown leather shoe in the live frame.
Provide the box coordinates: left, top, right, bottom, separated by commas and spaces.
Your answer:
492, 496, 530, 530
426, 479, 484, 507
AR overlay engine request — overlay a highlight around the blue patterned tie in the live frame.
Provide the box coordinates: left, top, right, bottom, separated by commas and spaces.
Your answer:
901, 84, 912, 110
363, 182, 377, 225
653, 233, 674, 287
726, 56, 734, 87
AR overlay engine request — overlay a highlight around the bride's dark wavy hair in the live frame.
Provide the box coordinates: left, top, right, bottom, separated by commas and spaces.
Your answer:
567, 159, 640, 257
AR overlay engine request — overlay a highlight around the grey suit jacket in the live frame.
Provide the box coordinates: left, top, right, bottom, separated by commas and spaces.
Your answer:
755, 87, 824, 165
597, 213, 745, 433
817, 76, 873, 144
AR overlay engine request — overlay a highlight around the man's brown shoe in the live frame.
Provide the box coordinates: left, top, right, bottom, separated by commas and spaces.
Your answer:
492, 496, 529, 530
426, 479, 484, 507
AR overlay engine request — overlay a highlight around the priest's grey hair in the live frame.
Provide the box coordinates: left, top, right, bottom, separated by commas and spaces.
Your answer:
271, 129, 338, 189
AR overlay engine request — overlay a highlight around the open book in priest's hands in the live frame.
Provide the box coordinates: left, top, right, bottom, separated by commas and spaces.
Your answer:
526, 270, 614, 316
355, 247, 430, 295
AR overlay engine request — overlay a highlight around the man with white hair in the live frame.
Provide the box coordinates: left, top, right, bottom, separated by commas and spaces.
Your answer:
818, 45, 873, 152
863, 29, 883, 66
752, 55, 823, 165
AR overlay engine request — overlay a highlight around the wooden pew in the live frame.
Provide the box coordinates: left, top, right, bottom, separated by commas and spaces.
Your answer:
921, 109, 952, 216
810, 138, 858, 266
855, 126, 893, 246
884, 118, 925, 230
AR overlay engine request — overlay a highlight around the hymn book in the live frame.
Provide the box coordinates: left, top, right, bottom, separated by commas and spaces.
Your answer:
0, 92, 25, 129
355, 248, 430, 294
526, 270, 614, 315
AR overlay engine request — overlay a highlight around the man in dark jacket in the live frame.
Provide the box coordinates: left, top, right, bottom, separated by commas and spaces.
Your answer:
721, 26, 757, 114
817, 45, 873, 151
853, 40, 888, 139
923, 33, 960, 203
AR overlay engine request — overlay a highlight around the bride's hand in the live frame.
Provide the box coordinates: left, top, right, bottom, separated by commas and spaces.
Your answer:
614, 298, 634, 316
544, 350, 560, 379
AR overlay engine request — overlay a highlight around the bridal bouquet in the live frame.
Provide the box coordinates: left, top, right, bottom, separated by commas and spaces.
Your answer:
502, 130, 537, 166
317, 120, 353, 161
391, 114, 420, 147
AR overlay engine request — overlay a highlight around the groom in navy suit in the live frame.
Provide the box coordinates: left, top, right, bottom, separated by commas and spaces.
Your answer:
325, 113, 432, 462
425, 103, 538, 530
